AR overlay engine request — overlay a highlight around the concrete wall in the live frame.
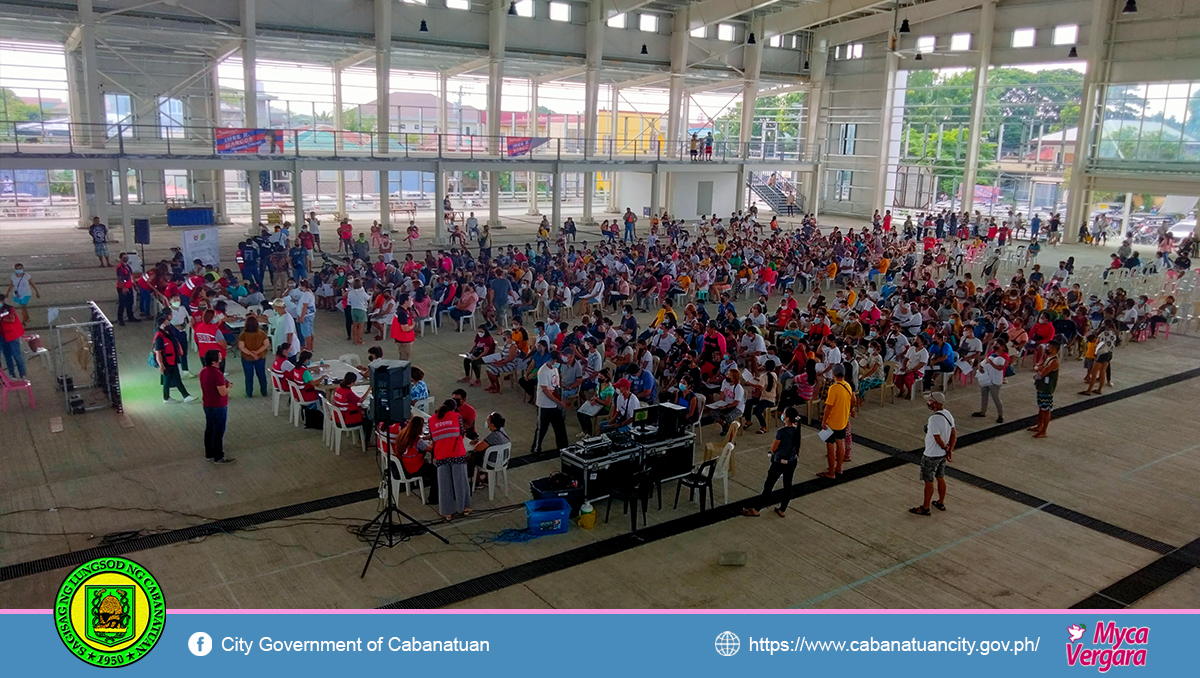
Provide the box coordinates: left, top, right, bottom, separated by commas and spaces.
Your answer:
819, 52, 885, 218
668, 171, 738, 220
614, 171, 658, 216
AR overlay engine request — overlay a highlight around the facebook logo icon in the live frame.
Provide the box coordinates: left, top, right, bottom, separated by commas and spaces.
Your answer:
188, 632, 213, 657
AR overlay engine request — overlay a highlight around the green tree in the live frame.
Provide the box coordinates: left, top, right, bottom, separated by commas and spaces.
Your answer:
1, 88, 45, 136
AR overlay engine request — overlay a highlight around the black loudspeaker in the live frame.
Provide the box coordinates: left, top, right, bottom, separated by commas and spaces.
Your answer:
134, 219, 150, 244
370, 359, 411, 425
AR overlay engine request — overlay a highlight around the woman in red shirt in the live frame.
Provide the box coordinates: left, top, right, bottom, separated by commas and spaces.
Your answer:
332, 371, 371, 439
193, 309, 227, 372
384, 415, 438, 505
288, 351, 320, 407
429, 399, 470, 521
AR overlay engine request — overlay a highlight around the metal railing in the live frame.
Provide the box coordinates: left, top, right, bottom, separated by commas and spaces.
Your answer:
0, 121, 822, 164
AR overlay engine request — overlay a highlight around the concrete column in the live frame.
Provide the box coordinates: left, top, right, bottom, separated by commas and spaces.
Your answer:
434, 162, 447, 244
527, 79, 539, 215
650, 166, 661, 218
1120, 190, 1132, 239
208, 59, 228, 223
738, 16, 765, 158
487, 0, 507, 227
292, 160, 303, 231
551, 165, 562, 235
606, 85, 620, 213
961, 0, 995, 217
375, 0, 392, 231
241, 0, 260, 231
117, 160, 132, 247
1066, 0, 1116, 242
666, 11, 689, 158
333, 65, 346, 217
582, 171, 594, 224
78, 0, 110, 228
584, 0, 603, 158
804, 42, 827, 215
874, 51, 900, 216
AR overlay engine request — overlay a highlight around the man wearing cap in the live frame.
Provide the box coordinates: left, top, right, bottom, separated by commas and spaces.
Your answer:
911, 391, 956, 515
269, 298, 300, 362
531, 350, 569, 456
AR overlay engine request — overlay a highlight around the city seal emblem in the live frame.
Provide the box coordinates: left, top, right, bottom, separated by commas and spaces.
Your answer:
55, 557, 166, 668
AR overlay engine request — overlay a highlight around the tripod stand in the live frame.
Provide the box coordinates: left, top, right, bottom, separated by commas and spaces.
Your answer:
361, 443, 449, 578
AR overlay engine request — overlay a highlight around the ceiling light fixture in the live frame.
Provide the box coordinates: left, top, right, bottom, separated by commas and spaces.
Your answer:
747, 32, 756, 45
803, 60, 809, 70
1122, 0, 1137, 14
640, 44, 648, 55
420, 19, 428, 32
1068, 46, 1078, 58
914, 52, 922, 61
899, 19, 910, 34
508, 1, 517, 16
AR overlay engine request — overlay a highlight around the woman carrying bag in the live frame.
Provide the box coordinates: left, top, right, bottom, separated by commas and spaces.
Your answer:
971, 338, 1010, 423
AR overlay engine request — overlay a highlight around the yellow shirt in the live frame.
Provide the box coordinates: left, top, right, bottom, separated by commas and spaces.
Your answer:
651, 307, 678, 327
715, 243, 727, 255
825, 262, 838, 278
846, 290, 857, 308
876, 258, 890, 274
824, 381, 853, 430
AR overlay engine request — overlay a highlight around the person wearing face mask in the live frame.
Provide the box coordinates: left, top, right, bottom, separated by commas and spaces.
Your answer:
154, 311, 195, 404
856, 339, 885, 400
6, 263, 39, 325
166, 294, 194, 376
114, 254, 138, 326
459, 327, 495, 387
530, 350, 569, 456
193, 309, 228, 372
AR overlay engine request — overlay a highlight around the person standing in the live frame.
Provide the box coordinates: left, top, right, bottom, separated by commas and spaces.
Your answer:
307, 211, 322, 252
199, 349, 235, 463
531, 350, 569, 456
6, 263, 39, 325
910, 392, 955, 515
237, 315, 270, 397
288, 238, 309, 284
154, 312, 195, 404
0, 295, 28, 380
430, 399, 471, 521
817, 364, 853, 479
88, 216, 112, 267
623, 208, 637, 243
114, 253, 138, 325
1029, 340, 1060, 439
391, 292, 416, 360
743, 406, 801, 518
971, 338, 1009, 424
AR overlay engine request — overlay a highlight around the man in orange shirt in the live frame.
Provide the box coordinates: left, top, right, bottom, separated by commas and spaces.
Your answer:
818, 364, 853, 479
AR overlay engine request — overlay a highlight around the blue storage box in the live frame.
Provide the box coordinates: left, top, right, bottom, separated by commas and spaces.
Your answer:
526, 498, 571, 536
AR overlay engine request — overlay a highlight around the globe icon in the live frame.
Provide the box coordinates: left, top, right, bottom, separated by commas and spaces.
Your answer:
715, 631, 740, 657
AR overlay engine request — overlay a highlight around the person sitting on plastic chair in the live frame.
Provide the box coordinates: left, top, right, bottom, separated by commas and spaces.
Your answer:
601, 378, 640, 433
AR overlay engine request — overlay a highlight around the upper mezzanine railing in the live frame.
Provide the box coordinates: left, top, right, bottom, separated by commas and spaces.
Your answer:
0, 121, 820, 165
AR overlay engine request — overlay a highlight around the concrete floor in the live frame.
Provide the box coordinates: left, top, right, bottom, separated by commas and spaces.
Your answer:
2, 211, 1197, 610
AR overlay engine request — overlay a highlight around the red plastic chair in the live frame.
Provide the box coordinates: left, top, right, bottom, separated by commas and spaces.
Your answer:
0, 371, 34, 411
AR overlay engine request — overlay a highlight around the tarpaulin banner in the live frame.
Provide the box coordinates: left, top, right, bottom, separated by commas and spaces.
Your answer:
506, 137, 549, 157
182, 228, 219, 266
215, 128, 285, 154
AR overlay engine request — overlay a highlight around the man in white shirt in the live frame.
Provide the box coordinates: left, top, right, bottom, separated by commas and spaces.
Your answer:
465, 212, 479, 240
911, 392, 956, 515
897, 336, 929, 399
604, 378, 640, 431
957, 330, 983, 371
531, 351, 568, 456
739, 326, 767, 364
269, 298, 300, 360
816, 335, 842, 381
306, 211, 321, 251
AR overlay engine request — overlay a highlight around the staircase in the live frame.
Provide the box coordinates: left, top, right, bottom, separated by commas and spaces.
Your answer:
748, 172, 803, 215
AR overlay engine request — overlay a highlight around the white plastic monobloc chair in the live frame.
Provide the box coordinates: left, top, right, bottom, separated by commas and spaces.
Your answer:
712, 442, 735, 505
337, 353, 362, 366
327, 402, 365, 456
378, 447, 427, 504
412, 397, 435, 416
473, 443, 511, 500
269, 369, 290, 417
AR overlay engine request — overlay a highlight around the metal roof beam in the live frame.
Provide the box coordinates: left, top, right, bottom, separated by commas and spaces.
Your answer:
761, 0, 893, 40
687, 0, 780, 31
536, 65, 587, 84
606, 0, 656, 20
336, 49, 374, 69
445, 57, 489, 78
816, 0, 984, 46
614, 73, 670, 89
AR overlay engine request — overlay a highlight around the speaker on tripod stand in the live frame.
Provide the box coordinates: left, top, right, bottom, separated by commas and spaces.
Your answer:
360, 359, 447, 577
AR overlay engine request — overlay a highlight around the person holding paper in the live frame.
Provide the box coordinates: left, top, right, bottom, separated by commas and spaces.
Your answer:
818, 364, 853, 479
